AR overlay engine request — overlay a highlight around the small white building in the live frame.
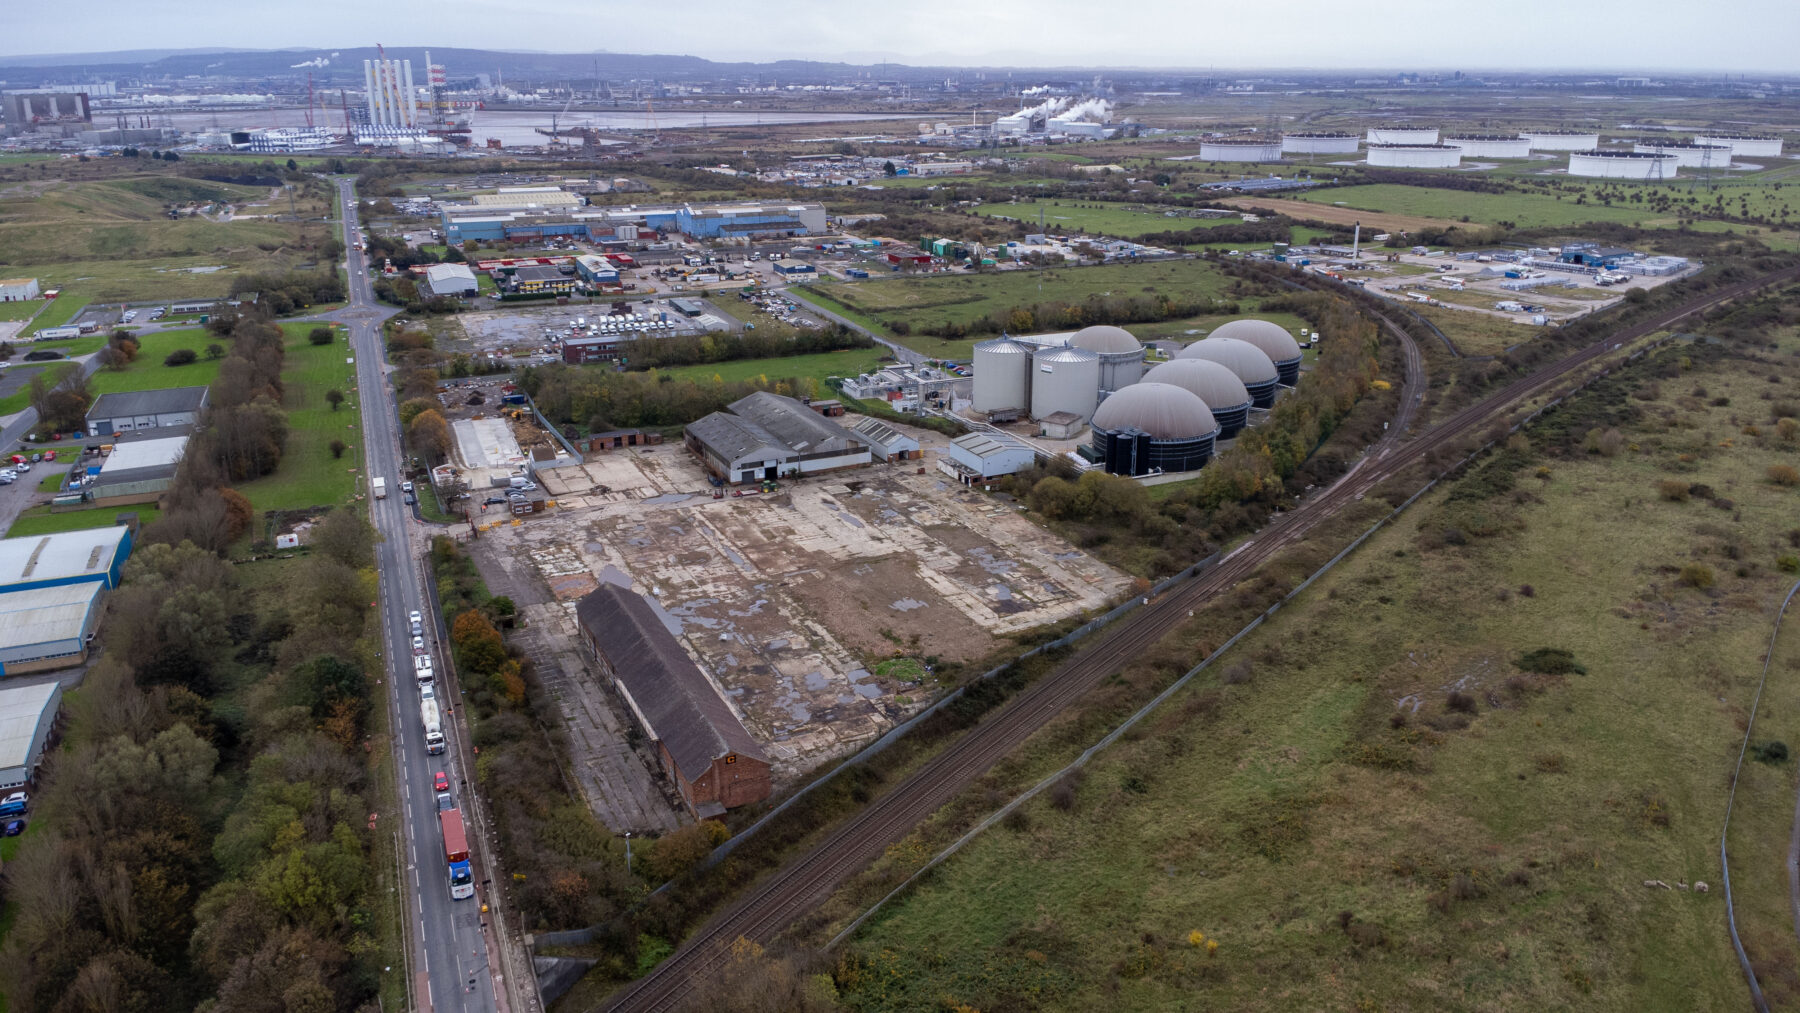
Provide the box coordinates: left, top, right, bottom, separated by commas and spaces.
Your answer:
942, 431, 1036, 480
0, 278, 40, 302
424, 263, 479, 298
849, 417, 921, 461
0, 680, 62, 789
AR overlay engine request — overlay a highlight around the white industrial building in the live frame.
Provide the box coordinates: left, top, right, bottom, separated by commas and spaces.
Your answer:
0, 680, 60, 789
1048, 118, 1110, 140
1367, 143, 1462, 169
1444, 134, 1532, 159
941, 432, 1036, 481
1366, 126, 1439, 145
1631, 141, 1733, 168
848, 417, 920, 462
0, 278, 42, 302
364, 56, 419, 129
425, 263, 480, 298
0, 526, 133, 593
0, 583, 105, 676
1694, 134, 1783, 158
1282, 133, 1360, 154
1524, 131, 1601, 151
1568, 151, 1679, 179
683, 392, 871, 483
452, 417, 527, 487
87, 433, 189, 505
1200, 138, 1285, 162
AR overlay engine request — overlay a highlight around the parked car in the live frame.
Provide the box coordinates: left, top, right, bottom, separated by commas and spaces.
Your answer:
403, 492, 415, 505
0, 791, 26, 816
16, 462, 29, 473
2, 818, 23, 837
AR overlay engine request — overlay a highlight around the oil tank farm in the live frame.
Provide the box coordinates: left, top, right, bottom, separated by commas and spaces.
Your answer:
1631, 140, 1733, 168
1694, 134, 1784, 158
972, 337, 1034, 416
1070, 325, 1146, 392
1524, 130, 1601, 151
1030, 345, 1101, 423
1210, 318, 1303, 386
1177, 337, 1279, 408
1282, 132, 1360, 155
1366, 125, 1439, 145
1142, 359, 1252, 437
1444, 134, 1532, 159
1367, 143, 1462, 169
1090, 383, 1219, 476
1199, 137, 1285, 162
1568, 150, 1678, 179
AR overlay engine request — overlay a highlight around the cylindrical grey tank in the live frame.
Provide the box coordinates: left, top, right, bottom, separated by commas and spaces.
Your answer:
1211, 318, 1304, 386
1090, 382, 1220, 476
1030, 345, 1101, 422
1070, 324, 1146, 393
1176, 337, 1279, 409
972, 338, 1032, 414
1143, 359, 1252, 438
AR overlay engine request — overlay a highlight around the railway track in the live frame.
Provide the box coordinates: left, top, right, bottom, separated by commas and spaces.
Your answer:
599, 266, 1797, 1013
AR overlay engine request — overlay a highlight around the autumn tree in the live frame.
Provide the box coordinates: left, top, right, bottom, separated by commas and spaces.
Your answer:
407, 408, 451, 463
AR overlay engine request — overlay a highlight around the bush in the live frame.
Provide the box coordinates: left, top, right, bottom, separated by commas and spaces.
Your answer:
1778, 555, 1800, 574
1769, 465, 1799, 487
308, 326, 335, 345
23, 350, 62, 361
1514, 648, 1586, 675
1655, 480, 1690, 502
1446, 691, 1478, 714
1751, 741, 1790, 764
1677, 563, 1715, 589
163, 348, 198, 366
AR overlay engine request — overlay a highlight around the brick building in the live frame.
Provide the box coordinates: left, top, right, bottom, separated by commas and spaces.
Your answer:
575, 583, 770, 816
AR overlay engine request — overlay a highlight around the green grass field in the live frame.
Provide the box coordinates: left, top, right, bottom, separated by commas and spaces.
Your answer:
231, 323, 362, 512
88, 328, 225, 395
1298, 184, 1656, 228
832, 348, 1800, 1011
650, 348, 894, 387
0, 299, 42, 323
973, 201, 1250, 239
0, 362, 76, 416
806, 259, 1238, 359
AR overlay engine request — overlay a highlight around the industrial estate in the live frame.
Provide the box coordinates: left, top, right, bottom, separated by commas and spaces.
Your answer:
0, 28, 1799, 1013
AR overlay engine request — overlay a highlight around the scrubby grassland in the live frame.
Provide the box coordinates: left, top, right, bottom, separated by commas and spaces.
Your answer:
654, 348, 892, 387
1413, 304, 1546, 357
828, 337, 1800, 1011
971, 201, 1250, 239
1297, 183, 1657, 229
0, 171, 337, 313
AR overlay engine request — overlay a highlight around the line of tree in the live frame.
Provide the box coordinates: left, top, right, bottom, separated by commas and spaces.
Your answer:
226, 268, 346, 316
610, 320, 873, 371
519, 362, 823, 432
921, 290, 1231, 340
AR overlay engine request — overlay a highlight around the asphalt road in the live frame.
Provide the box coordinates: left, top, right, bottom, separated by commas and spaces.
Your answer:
330, 180, 503, 1013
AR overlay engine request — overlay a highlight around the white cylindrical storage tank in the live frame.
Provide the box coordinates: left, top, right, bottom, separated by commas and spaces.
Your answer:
1070, 325, 1145, 393
1444, 134, 1532, 159
1282, 132, 1360, 154
1143, 359, 1252, 437
1367, 126, 1439, 145
1632, 141, 1732, 168
1210, 318, 1303, 386
1199, 138, 1285, 162
1177, 337, 1279, 409
1524, 130, 1600, 151
1090, 383, 1219, 476
1367, 143, 1462, 169
1030, 345, 1100, 423
1694, 134, 1783, 158
972, 338, 1032, 415
1568, 150, 1678, 179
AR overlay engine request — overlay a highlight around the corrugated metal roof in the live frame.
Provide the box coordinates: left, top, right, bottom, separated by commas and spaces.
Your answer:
575, 584, 762, 783
951, 431, 1033, 458
0, 681, 59, 770
0, 583, 101, 651
849, 416, 913, 449
728, 391, 863, 455
87, 386, 207, 421
0, 527, 127, 588
685, 412, 792, 468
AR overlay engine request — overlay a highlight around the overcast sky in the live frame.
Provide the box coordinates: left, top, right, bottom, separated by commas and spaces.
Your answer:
5, 0, 1798, 73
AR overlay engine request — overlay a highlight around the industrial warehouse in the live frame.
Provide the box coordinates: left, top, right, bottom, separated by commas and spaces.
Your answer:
683, 391, 872, 484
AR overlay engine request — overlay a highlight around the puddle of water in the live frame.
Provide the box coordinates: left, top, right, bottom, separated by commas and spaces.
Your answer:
727, 599, 768, 618
597, 564, 633, 588
723, 653, 739, 667
767, 638, 789, 650
993, 584, 1014, 600
786, 704, 811, 722
840, 514, 865, 529
721, 547, 750, 568
847, 668, 872, 682
803, 671, 830, 692
836, 695, 855, 705
891, 598, 928, 611
643, 493, 692, 505
852, 682, 883, 699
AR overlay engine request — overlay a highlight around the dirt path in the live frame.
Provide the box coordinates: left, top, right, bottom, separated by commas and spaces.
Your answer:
1218, 196, 1464, 233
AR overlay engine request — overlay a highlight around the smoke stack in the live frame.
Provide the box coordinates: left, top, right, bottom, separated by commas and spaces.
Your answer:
1352, 221, 1360, 262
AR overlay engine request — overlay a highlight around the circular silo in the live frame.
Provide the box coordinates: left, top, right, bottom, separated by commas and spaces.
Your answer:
1143, 359, 1252, 438
1070, 324, 1146, 393
972, 337, 1032, 415
1523, 130, 1600, 151
1199, 137, 1285, 162
1030, 345, 1100, 423
1694, 134, 1783, 158
1090, 382, 1219, 476
1631, 140, 1732, 168
1211, 318, 1303, 386
1366, 125, 1440, 145
1282, 132, 1360, 155
1367, 143, 1462, 168
1568, 150, 1678, 179
1177, 337, 1279, 409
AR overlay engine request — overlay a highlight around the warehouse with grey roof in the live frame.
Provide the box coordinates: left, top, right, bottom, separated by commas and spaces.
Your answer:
683, 392, 872, 483
86, 386, 209, 436
0, 583, 105, 676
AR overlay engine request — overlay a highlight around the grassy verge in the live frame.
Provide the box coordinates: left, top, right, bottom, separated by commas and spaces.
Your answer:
1413, 304, 1545, 356
88, 329, 226, 395
232, 324, 362, 512
7, 503, 162, 537
0, 362, 76, 416
827, 343, 1800, 1011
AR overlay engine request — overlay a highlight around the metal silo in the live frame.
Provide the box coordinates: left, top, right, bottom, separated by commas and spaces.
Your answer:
1070, 325, 1146, 392
973, 338, 1033, 415
1030, 345, 1100, 423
